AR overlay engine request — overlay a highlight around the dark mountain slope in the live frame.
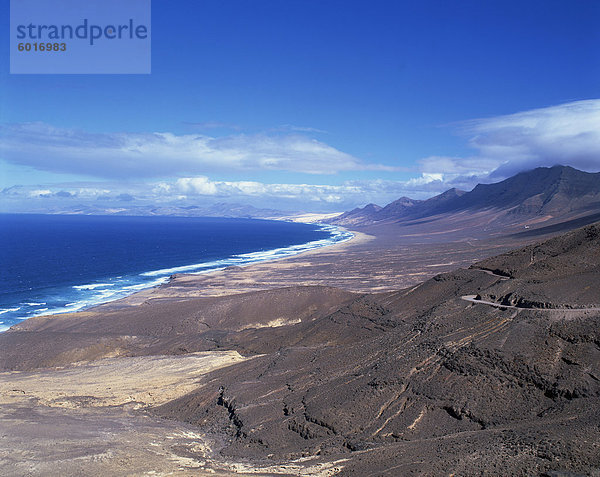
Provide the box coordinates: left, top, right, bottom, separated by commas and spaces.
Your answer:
153, 222, 600, 475
0, 286, 357, 371
330, 166, 600, 229
376, 196, 421, 219
451, 165, 600, 215
331, 203, 383, 226
2, 223, 599, 475
473, 221, 600, 309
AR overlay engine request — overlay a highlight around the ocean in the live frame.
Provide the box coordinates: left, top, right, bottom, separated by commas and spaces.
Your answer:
0, 214, 351, 331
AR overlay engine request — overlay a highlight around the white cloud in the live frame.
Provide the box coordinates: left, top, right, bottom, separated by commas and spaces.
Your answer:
270, 124, 328, 134
3, 174, 454, 212
183, 121, 241, 130
467, 100, 600, 178
418, 156, 498, 177
411, 99, 600, 191
0, 122, 396, 178
176, 176, 219, 195
157, 176, 365, 203
27, 189, 52, 198
3, 100, 599, 211
405, 172, 444, 186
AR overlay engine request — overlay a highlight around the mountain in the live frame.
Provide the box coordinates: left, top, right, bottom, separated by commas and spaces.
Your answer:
3, 221, 599, 475
329, 166, 600, 228
147, 222, 600, 474
449, 165, 600, 215
387, 186, 466, 219
330, 202, 383, 225
34, 202, 294, 220
377, 196, 421, 218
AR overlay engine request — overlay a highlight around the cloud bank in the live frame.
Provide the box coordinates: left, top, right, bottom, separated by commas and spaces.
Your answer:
418, 99, 600, 186
2, 100, 599, 212
2, 175, 453, 213
0, 123, 395, 178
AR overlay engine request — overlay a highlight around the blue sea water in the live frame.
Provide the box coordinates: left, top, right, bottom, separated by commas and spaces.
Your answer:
0, 214, 351, 331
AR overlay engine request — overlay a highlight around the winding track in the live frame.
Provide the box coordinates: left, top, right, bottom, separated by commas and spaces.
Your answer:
463, 268, 600, 311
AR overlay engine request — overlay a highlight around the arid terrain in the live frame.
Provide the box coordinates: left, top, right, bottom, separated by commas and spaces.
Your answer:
1, 210, 599, 475
3, 0, 598, 467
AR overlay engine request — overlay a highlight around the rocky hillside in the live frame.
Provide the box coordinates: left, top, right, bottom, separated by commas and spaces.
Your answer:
330, 165, 600, 228
154, 223, 600, 475
2, 223, 599, 475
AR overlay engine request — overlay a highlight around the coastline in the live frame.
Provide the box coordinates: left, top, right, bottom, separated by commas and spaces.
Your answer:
9, 216, 531, 330
1, 221, 361, 330
8, 206, 557, 332
2, 218, 597, 475
107, 226, 373, 307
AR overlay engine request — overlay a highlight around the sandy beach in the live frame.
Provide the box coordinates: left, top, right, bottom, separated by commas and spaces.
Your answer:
95, 221, 527, 310
0, 223, 506, 476
4, 0, 598, 472
1, 219, 598, 476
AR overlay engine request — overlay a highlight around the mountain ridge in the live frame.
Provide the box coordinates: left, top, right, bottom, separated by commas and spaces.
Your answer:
329, 166, 600, 228
3, 221, 598, 475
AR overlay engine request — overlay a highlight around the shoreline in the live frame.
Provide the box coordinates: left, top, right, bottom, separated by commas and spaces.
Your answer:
107, 226, 373, 307
2, 219, 597, 475
2, 222, 364, 330
10, 216, 526, 330
8, 208, 554, 331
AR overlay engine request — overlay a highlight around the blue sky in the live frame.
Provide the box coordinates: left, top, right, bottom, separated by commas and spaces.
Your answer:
1, 0, 599, 212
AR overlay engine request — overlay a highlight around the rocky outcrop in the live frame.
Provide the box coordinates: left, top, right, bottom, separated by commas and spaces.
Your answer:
3, 222, 599, 475
153, 222, 600, 475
